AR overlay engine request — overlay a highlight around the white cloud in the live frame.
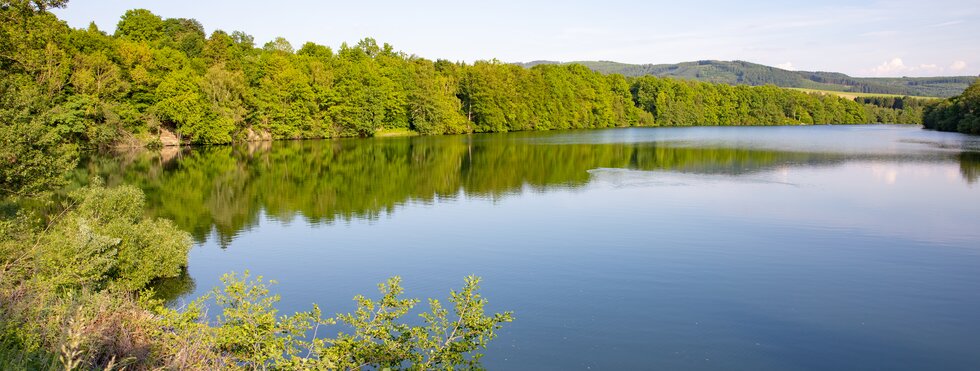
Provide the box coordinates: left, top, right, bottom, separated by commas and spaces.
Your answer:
775, 62, 795, 70
870, 58, 909, 75
868, 58, 956, 76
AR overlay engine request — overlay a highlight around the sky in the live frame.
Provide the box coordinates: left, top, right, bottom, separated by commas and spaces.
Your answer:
52, 0, 980, 77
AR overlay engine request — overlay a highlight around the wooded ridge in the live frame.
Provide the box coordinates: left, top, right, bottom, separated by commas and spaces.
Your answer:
517, 60, 976, 98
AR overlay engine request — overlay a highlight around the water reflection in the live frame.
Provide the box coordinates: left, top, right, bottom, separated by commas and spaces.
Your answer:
76, 127, 978, 248
73, 126, 980, 367
961, 152, 980, 184
148, 269, 195, 306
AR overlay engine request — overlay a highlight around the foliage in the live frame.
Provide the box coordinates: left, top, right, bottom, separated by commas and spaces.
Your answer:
169, 272, 513, 369
0, 118, 77, 198
923, 79, 980, 134
114, 9, 164, 42
0, 176, 194, 369
12, 179, 192, 292
629, 76, 869, 125
856, 95, 934, 125
0, 3, 920, 149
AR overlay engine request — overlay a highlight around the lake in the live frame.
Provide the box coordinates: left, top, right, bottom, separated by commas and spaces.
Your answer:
79, 125, 980, 370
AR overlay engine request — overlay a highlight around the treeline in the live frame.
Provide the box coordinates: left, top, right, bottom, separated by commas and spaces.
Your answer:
630, 76, 867, 125
1, 5, 645, 146
855, 96, 935, 125
923, 79, 980, 134
1, 5, 907, 149
537, 60, 976, 98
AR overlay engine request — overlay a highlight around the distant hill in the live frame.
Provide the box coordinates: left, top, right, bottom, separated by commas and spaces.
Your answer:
516, 60, 977, 98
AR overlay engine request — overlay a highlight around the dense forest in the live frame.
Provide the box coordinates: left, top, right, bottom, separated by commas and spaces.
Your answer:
0, 3, 915, 154
520, 60, 977, 98
856, 96, 934, 125
630, 76, 866, 126
923, 79, 980, 134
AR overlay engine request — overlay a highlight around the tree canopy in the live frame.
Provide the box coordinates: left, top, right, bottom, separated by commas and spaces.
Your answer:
923, 79, 980, 135
0, 5, 907, 152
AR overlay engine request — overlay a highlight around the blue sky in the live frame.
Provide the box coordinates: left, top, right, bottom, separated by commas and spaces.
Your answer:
53, 0, 979, 77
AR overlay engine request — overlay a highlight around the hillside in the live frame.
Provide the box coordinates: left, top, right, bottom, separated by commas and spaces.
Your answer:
517, 60, 976, 98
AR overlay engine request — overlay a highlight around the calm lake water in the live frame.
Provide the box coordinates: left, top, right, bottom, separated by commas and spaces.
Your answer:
80, 125, 980, 370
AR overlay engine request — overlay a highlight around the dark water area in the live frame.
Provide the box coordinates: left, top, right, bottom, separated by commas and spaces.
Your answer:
78, 125, 980, 370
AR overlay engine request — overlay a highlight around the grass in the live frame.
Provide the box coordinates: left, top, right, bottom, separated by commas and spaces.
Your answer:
787, 87, 940, 100
373, 128, 419, 137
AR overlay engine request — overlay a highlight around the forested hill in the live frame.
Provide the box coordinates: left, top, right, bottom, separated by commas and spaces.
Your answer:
1, 4, 919, 153
518, 60, 976, 98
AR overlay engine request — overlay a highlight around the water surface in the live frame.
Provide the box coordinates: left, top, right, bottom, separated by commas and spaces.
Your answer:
80, 125, 980, 370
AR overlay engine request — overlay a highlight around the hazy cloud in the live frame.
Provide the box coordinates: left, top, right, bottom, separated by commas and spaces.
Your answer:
928, 20, 965, 27
775, 62, 795, 70
870, 58, 910, 75
869, 58, 953, 76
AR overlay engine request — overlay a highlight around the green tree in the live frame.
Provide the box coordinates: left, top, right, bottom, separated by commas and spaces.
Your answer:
114, 9, 164, 42
252, 52, 319, 138
407, 60, 468, 134
925, 79, 980, 134
154, 68, 235, 144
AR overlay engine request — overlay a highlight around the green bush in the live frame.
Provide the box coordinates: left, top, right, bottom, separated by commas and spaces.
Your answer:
32, 180, 192, 291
